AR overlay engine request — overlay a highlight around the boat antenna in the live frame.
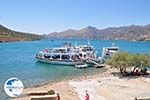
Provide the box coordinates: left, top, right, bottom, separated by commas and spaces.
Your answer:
112, 43, 115, 47
87, 40, 90, 46
75, 41, 77, 47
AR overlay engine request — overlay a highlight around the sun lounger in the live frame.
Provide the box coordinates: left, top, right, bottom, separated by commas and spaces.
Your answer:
31, 94, 57, 100
136, 97, 150, 100
28, 91, 48, 95
128, 97, 150, 100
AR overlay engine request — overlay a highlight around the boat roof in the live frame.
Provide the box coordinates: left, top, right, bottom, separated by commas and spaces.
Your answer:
42, 52, 80, 55
104, 46, 119, 49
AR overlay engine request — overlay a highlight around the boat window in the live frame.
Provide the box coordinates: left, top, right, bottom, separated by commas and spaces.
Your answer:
72, 55, 80, 60
108, 48, 118, 51
53, 49, 66, 53
38, 53, 43, 57
52, 55, 60, 59
87, 48, 92, 51
62, 55, 70, 60
82, 49, 86, 52
60, 49, 66, 53
67, 48, 70, 52
79, 54, 82, 57
75, 55, 80, 59
44, 55, 51, 58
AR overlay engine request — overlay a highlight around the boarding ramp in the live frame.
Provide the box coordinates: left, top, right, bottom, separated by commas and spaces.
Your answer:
86, 59, 105, 68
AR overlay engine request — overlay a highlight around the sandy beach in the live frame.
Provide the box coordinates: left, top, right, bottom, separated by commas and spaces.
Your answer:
12, 66, 150, 100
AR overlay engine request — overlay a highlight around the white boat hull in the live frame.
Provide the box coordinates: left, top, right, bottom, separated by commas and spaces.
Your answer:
75, 64, 87, 68
36, 58, 84, 66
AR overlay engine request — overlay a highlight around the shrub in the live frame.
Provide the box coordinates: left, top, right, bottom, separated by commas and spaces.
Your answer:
106, 52, 150, 74
48, 89, 55, 95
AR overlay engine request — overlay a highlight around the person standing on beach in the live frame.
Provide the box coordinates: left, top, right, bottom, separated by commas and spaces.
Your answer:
85, 90, 90, 100
57, 93, 60, 100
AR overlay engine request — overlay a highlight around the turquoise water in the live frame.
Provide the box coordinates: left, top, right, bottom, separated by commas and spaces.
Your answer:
0, 39, 150, 99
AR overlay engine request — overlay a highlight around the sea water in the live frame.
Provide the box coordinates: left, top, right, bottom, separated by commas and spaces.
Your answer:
0, 39, 150, 99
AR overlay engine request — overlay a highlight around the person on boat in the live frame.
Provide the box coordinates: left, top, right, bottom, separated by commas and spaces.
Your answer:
57, 93, 60, 100
85, 90, 89, 100
43, 48, 48, 53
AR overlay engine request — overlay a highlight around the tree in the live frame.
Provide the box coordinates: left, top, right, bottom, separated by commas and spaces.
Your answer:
131, 54, 150, 72
106, 52, 130, 74
106, 52, 150, 75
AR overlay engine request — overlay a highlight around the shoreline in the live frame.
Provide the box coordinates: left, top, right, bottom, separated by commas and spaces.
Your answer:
22, 67, 107, 89
20, 66, 108, 89
12, 66, 109, 100
12, 66, 150, 100
0, 39, 44, 43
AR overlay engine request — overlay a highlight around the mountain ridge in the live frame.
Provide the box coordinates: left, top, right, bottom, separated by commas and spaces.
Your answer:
48, 24, 150, 41
0, 24, 44, 42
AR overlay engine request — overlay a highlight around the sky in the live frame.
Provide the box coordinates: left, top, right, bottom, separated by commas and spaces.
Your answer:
0, 0, 150, 34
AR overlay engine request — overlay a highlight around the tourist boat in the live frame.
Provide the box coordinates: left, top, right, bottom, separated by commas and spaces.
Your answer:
101, 43, 119, 61
36, 43, 100, 66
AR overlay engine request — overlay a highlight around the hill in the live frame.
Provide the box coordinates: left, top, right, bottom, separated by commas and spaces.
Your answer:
0, 24, 44, 42
48, 25, 150, 41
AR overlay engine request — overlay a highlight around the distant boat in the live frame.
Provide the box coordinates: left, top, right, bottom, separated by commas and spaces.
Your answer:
102, 43, 119, 61
36, 42, 100, 66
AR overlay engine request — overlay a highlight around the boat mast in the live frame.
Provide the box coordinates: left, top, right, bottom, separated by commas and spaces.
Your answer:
87, 40, 90, 46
